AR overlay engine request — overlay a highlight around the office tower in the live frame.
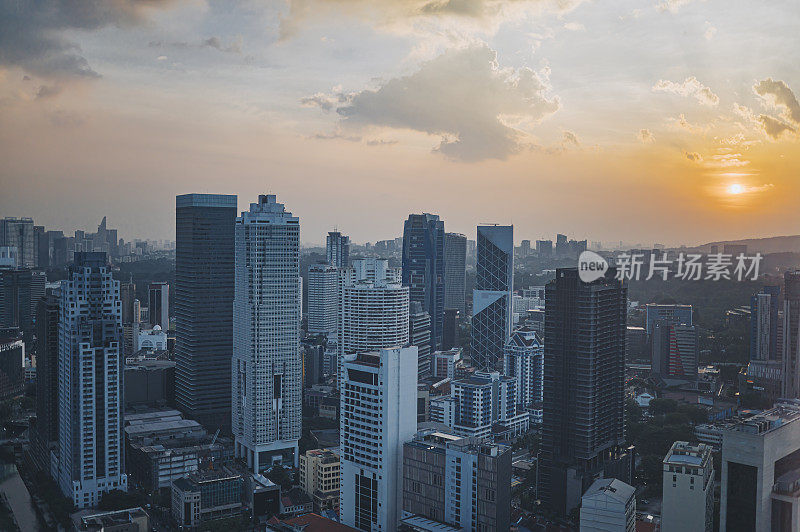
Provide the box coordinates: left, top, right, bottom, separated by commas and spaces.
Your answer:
579, 478, 636, 532
783, 271, 800, 398
339, 259, 409, 361
30, 288, 59, 472
0, 268, 46, 341
0, 246, 17, 268
471, 225, 513, 370
0, 331, 24, 400
442, 308, 458, 350
650, 322, 699, 381
555, 233, 568, 256
503, 327, 544, 408
402, 214, 445, 351
431, 348, 462, 379
719, 400, 800, 531
232, 195, 301, 472
57, 252, 127, 508
401, 429, 511, 531
148, 282, 169, 329
751, 286, 781, 361
307, 263, 339, 337
429, 371, 529, 440
339, 347, 418, 531
0, 217, 35, 268
626, 326, 647, 360
520, 239, 531, 257
444, 232, 466, 315
662, 441, 714, 532
299, 449, 340, 512
536, 239, 553, 256
539, 268, 630, 517
409, 301, 431, 380
644, 304, 693, 335
175, 193, 236, 432
303, 344, 324, 389
120, 281, 136, 325
326, 231, 350, 268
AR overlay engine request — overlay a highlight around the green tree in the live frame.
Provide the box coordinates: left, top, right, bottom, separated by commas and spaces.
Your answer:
649, 398, 678, 415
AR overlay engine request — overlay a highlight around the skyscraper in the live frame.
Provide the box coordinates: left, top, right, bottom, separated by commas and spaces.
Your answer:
0, 267, 46, 341
232, 194, 302, 472
175, 193, 237, 432
751, 286, 781, 361
326, 231, 350, 268
782, 270, 800, 398
503, 326, 544, 408
0, 217, 35, 268
409, 301, 432, 380
338, 259, 409, 362
651, 322, 699, 381
644, 304, 693, 335
339, 347, 418, 531
444, 232, 467, 315
538, 268, 630, 517
30, 288, 59, 473
471, 225, 513, 370
148, 281, 169, 329
307, 263, 339, 337
57, 252, 127, 508
402, 214, 445, 351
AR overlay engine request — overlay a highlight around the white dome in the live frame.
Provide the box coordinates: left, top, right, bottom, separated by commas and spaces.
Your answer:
153, 325, 162, 331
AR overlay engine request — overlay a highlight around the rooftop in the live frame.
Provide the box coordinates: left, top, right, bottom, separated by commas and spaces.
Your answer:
664, 441, 712, 466
583, 478, 635, 504
721, 400, 800, 435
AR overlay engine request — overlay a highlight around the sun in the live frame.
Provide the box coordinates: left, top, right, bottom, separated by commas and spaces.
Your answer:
728, 183, 744, 195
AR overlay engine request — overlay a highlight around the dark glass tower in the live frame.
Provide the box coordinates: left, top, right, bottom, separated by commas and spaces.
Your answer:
471, 225, 513, 370
444, 232, 467, 315
538, 268, 631, 517
402, 213, 445, 350
31, 288, 59, 472
175, 194, 236, 432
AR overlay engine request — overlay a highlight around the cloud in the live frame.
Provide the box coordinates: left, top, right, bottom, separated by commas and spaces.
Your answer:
706, 153, 749, 168
563, 22, 585, 31
561, 130, 580, 147
684, 151, 702, 162
35, 85, 63, 100
704, 23, 716, 41
638, 129, 655, 143
305, 44, 560, 161
0, 1, 176, 79
148, 36, 244, 54
657, 0, 697, 13
653, 76, 719, 106
753, 78, 800, 126
734, 101, 797, 140
301, 91, 350, 111
667, 113, 706, 133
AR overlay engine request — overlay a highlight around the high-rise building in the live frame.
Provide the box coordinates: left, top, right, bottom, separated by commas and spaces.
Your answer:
444, 232, 466, 315
307, 263, 339, 337
338, 259, 409, 362
401, 429, 512, 531
471, 225, 513, 370
402, 214, 445, 351
751, 286, 781, 361
0, 332, 24, 400
644, 304, 693, 335
326, 231, 350, 268
175, 193, 236, 432
442, 308, 459, 350
651, 322, 699, 381
120, 281, 136, 325
555, 233, 568, 256
536, 239, 553, 256
0, 217, 35, 268
57, 252, 127, 508
339, 347, 418, 531
30, 288, 59, 472
148, 282, 169, 329
232, 195, 302, 472
662, 441, 714, 532
782, 271, 800, 399
409, 301, 431, 380
579, 478, 636, 532
719, 400, 800, 531
0, 268, 46, 342
538, 268, 630, 517
503, 327, 544, 408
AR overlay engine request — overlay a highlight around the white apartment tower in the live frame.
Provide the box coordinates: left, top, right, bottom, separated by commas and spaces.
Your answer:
503, 327, 544, 408
662, 441, 714, 532
340, 346, 418, 531
338, 259, 409, 360
232, 194, 302, 472
307, 263, 339, 337
57, 252, 128, 508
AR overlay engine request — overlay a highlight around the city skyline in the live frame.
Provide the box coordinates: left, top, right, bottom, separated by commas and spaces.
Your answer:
1, 1, 799, 246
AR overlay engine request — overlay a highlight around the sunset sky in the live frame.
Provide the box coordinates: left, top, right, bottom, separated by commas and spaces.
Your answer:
1, 0, 798, 246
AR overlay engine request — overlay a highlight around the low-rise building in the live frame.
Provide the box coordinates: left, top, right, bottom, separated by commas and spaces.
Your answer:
171, 468, 246, 528
281, 487, 313, 517
71, 507, 149, 532
299, 449, 339, 512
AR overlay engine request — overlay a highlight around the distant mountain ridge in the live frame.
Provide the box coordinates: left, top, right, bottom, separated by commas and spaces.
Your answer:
693, 235, 800, 254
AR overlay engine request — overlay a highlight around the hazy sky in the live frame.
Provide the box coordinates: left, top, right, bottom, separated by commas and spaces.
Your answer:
1, 0, 799, 246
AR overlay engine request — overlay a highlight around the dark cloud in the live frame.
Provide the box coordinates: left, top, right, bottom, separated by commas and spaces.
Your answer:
754, 78, 800, 126
36, 84, 63, 99
0, 0, 175, 79
306, 44, 559, 161
758, 114, 796, 140
684, 151, 702, 162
